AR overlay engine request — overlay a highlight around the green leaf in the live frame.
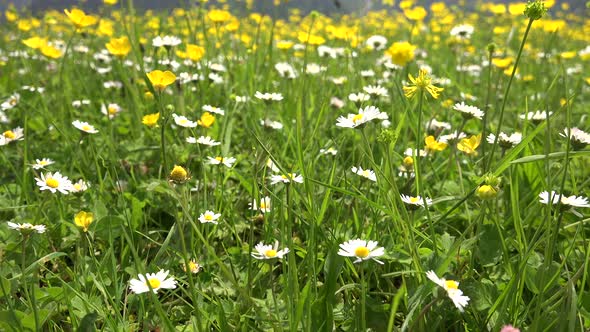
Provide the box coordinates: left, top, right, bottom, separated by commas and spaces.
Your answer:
476, 224, 502, 266
77, 312, 98, 332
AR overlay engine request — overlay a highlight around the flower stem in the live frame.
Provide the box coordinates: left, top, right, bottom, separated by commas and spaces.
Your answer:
360, 264, 367, 332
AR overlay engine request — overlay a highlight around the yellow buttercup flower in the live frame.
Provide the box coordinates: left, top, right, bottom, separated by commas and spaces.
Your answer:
147, 70, 176, 92
74, 211, 94, 232
142, 112, 160, 127
104, 0, 118, 5
22, 36, 48, 49
491, 57, 513, 69
64, 8, 98, 29
208, 9, 231, 23
40, 45, 62, 59
457, 134, 482, 156
106, 36, 132, 58
198, 112, 215, 128
425, 136, 448, 152
403, 69, 444, 100
297, 32, 325, 45
176, 44, 205, 62
385, 41, 416, 66
404, 6, 427, 21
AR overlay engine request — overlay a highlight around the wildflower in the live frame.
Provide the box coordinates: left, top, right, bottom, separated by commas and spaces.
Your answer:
207, 156, 236, 168
182, 259, 201, 274
106, 36, 132, 58
539, 191, 589, 208
1, 127, 24, 144
457, 134, 482, 156
197, 112, 215, 128
142, 112, 160, 128
198, 210, 221, 224
362, 85, 389, 98
476, 185, 498, 200
450, 24, 474, 40
74, 211, 94, 232
172, 114, 198, 128
251, 241, 289, 260
424, 136, 448, 153
147, 70, 176, 92
320, 147, 338, 155
305, 63, 326, 75
72, 99, 90, 108
255, 91, 283, 102
428, 119, 452, 132
129, 270, 177, 294
35, 172, 72, 194
186, 136, 220, 146
72, 120, 99, 134
560, 128, 590, 150
439, 131, 467, 144
336, 106, 387, 128
169, 165, 190, 184
348, 92, 371, 104
31, 158, 55, 169
152, 35, 181, 48
426, 270, 470, 312
500, 325, 520, 332
71, 179, 90, 193
338, 239, 385, 264
250, 196, 271, 213
403, 68, 444, 99
400, 194, 433, 208
275, 62, 297, 79
266, 159, 280, 172
7, 222, 46, 234
208, 9, 232, 23
384, 41, 416, 66
404, 6, 427, 21
524, 0, 547, 20
40, 45, 62, 59
22, 36, 48, 49
453, 102, 484, 120
101, 103, 122, 119
202, 105, 225, 115
177, 44, 205, 62
260, 119, 284, 130
64, 8, 98, 29
351, 166, 377, 182
270, 173, 304, 185
487, 132, 522, 149
1, 92, 20, 110
365, 35, 388, 50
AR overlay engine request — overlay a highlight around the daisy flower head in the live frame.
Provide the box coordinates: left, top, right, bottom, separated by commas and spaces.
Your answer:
152, 35, 181, 48
31, 158, 55, 169
351, 166, 377, 182
560, 127, 590, 150
270, 173, 304, 185
202, 105, 225, 115
101, 103, 122, 119
365, 35, 388, 51
255, 91, 283, 103
401, 194, 433, 208
520, 110, 551, 123
266, 158, 280, 172
72, 120, 99, 134
198, 210, 221, 224
439, 131, 467, 144
182, 259, 201, 274
35, 172, 72, 194
207, 156, 236, 168
7, 222, 47, 234
338, 239, 385, 264
187, 136, 220, 146
320, 147, 338, 155
348, 92, 370, 104
129, 270, 177, 294
362, 85, 389, 98
403, 68, 444, 99
450, 24, 475, 40
487, 132, 522, 149
250, 196, 271, 213
71, 179, 90, 193
336, 106, 387, 129
453, 102, 484, 120
172, 114, 198, 128
1, 92, 20, 110
426, 270, 470, 312
1, 127, 24, 144
260, 119, 284, 130
251, 241, 289, 260
539, 191, 589, 215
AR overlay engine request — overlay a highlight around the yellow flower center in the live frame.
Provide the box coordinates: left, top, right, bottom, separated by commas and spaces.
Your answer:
410, 197, 419, 203
362, 170, 370, 177
179, 119, 188, 125
403, 156, 414, 167
148, 278, 161, 289
108, 106, 118, 115
215, 156, 223, 162
354, 246, 370, 258
445, 280, 459, 289
259, 202, 267, 209
39, 160, 48, 165
3, 130, 15, 139
73, 183, 82, 191
46, 178, 59, 188
204, 214, 213, 221
265, 249, 277, 258
352, 114, 364, 123
82, 125, 91, 131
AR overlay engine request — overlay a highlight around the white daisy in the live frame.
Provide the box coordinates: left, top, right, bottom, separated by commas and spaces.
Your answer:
255, 91, 283, 102
539, 191, 589, 208
71, 179, 90, 193
1, 92, 20, 110
260, 119, 284, 130
172, 114, 198, 128
251, 241, 289, 260
249, 196, 272, 213
270, 173, 303, 184
336, 106, 387, 128
72, 99, 91, 108
453, 102, 484, 120
31, 158, 55, 170
207, 156, 236, 168
275, 62, 298, 79
202, 105, 225, 115
520, 110, 551, 122
72, 120, 99, 134
426, 270, 470, 312
487, 132, 522, 148
400, 194, 433, 207
152, 35, 182, 48
450, 24, 474, 40
320, 147, 338, 155
187, 136, 221, 146
198, 210, 221, 224
439, 131, 467, 144
101, 103, 122, 119
266, 158, 280, 172
1, 127, 24, 144
129, 270, 177, 294
365, 35, 388, 50
428, 119, 452, 131
348, 92, 370, 104
363, 85, 389, 98
560, 127, 590, 149
182, 259, 201, 274
338, 239, 385, 264
208, 72, 223, 84
305, 63, 326, 75
7, 222, 47, 234
35, 172, 72, 194
351, 166, 377, 182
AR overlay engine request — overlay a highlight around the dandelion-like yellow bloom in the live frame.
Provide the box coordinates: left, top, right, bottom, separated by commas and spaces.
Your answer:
106, 36, 131, 58
198, 112, 215, 128
74, 211, 94, 232
147, 70, 176, 92
169, 165, 190, 183
142, 112, 160, 127
208, 9, 231, 23
403, 69, 444, 100
64, 8, 98, 29
404, 6, 427, 21
457, 134, 482, 156
385, 41, 416, 66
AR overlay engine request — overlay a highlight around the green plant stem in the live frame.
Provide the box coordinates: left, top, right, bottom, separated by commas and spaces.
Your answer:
360, 264, 366, 332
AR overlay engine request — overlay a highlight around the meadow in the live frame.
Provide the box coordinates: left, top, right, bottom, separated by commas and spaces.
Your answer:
0, 0, 589, 331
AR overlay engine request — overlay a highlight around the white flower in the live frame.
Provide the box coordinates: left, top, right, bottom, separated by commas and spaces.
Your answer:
320, 147, 338, 155
31, 158, 55, 170
208, 62, 226, 72
439, 131, 467, 144
338, 239, 385, 264
560, 127, 590, 148
207, 156, 236, 168
71, 179, 90, 193
336, 106, 387, 128
182, 259, 201, 274
187, 136, 221, 146
235, 95, 249, 103
270, 173, 303, 184
305, 63, 326, 75
275, 62, 298, 79
1, 127, 24, 144
453, 102, 484, 120
198, 210, 221, 224
152, 35, 181, 48
251, 241, 289, 260
72, 120, 99, 134
366, 35, 388, 50
266, 158, 280, 172
450, 24, 474, 40
72, 99, 91, 108
1, 92, 20, 110
129, 270, 177, 294
103, 81, 123, 89
487, 132, 522, 148
7, 222, 46, 234
101, 103, 122, 119
362, 85, 388, 97
539, 191, 589, 208
426, 270, 470, 312
520, 110, 551, 122
249, 196, 271, 213
35, 172, 72, 194
428, 119, 452, 131
260, 119, 284, 130
172, 114, 198, 128
351, 166, 377, 182
330, 97, 345, 109
361, 70, 375, 77
255, 91, 283, 102
330, 76, 347, 85
348, 92, 370, 103
404, 147, 428, 158
208, 72, 223, 84
400, 194, 433, 207
202, 105, 225, 115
